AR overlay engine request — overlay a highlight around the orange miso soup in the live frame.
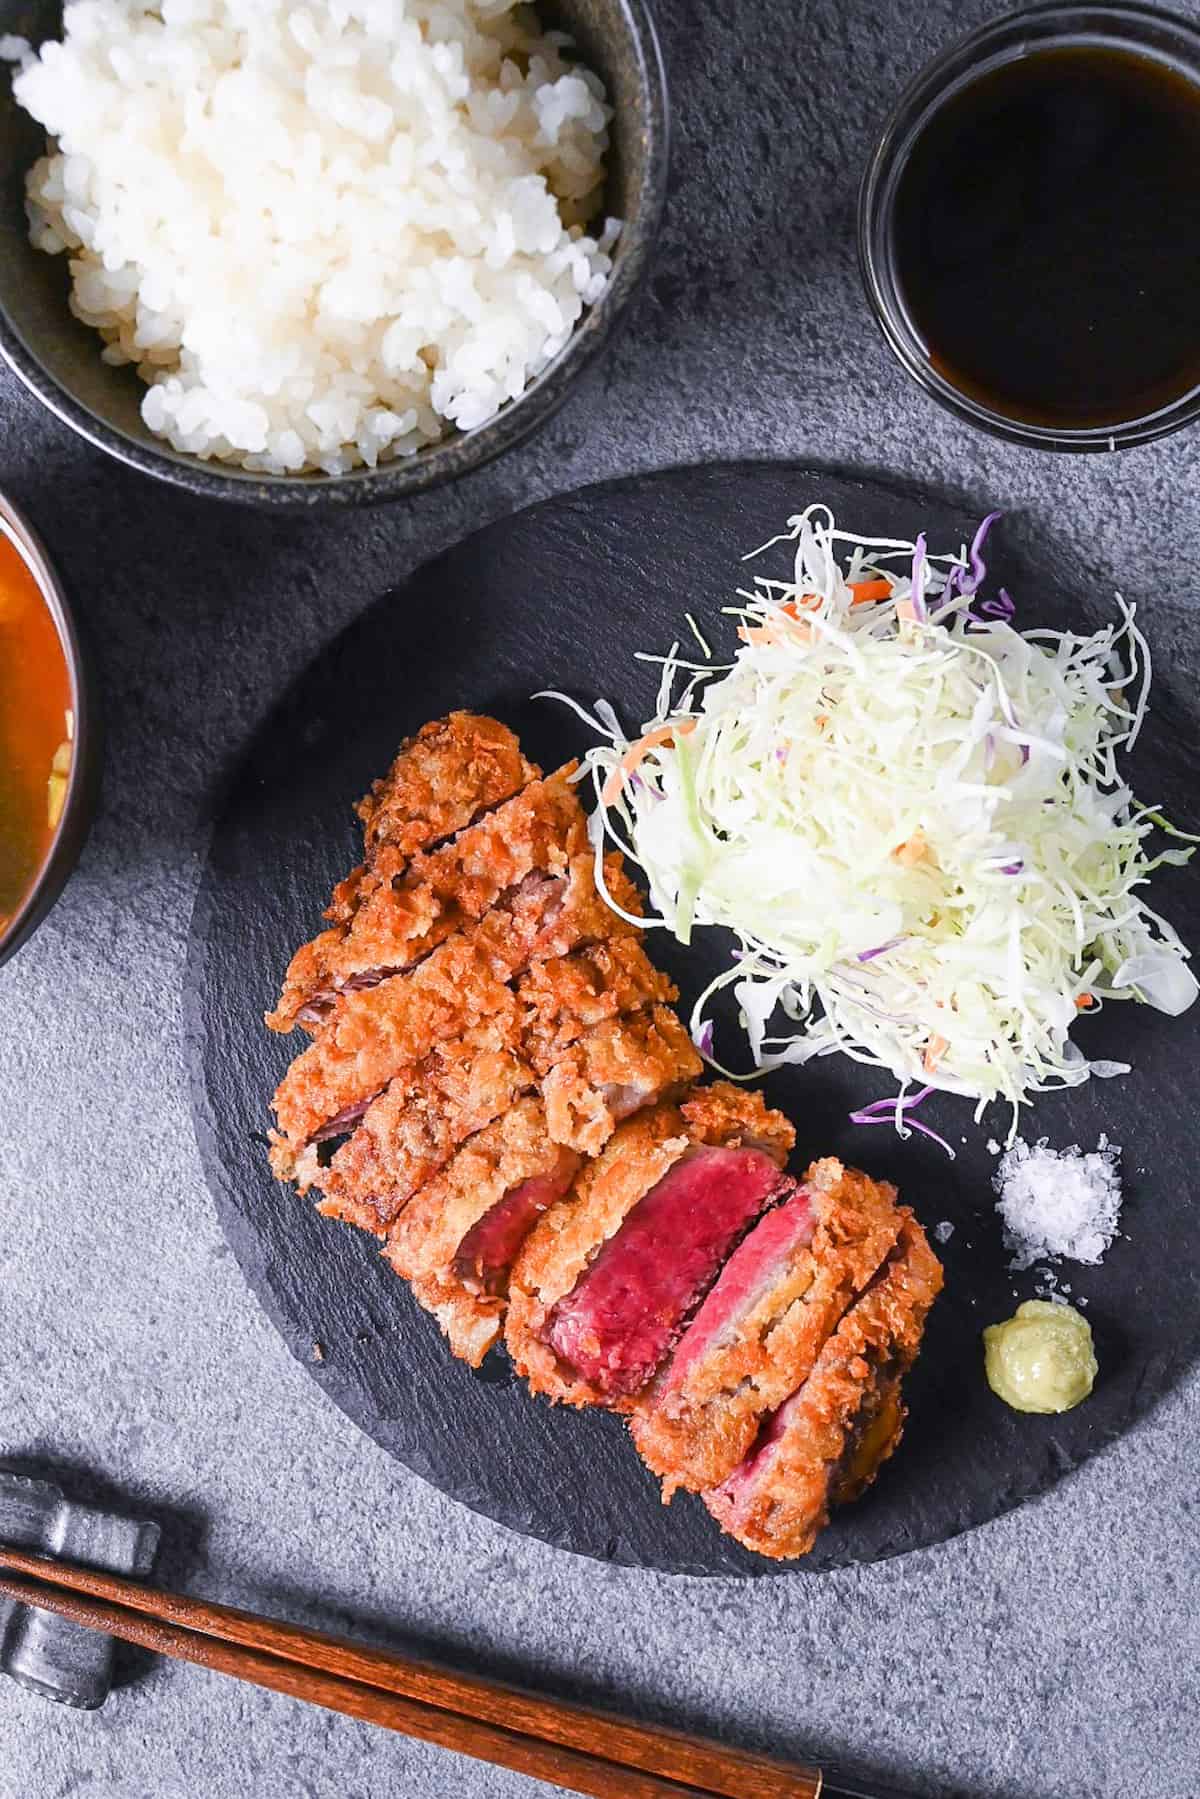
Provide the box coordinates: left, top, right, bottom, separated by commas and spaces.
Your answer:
0, 531, 73, 932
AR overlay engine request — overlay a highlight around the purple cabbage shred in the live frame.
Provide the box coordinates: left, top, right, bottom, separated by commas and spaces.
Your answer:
910, 533, 928, 621
856, 937, 903, 964
848, 1084, 955, 1157
961, 511, 1002, 596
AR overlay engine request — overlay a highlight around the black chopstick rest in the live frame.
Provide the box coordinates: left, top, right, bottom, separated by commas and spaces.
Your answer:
0, 1468, 159, 1709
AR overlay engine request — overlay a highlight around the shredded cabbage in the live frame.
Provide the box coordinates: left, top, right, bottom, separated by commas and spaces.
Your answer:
539, 504, 1198, 1143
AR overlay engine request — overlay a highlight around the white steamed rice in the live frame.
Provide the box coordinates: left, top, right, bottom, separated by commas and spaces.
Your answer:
3, 2, 619, 475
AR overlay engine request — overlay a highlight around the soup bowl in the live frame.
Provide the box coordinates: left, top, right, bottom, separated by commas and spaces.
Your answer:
0, 491, 98, 967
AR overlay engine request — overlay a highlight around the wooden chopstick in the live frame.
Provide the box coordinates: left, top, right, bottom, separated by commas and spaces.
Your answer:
0, 1547, 821, 1799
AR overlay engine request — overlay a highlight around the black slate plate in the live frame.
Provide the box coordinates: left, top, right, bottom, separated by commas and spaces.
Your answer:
184, 461, 1200, 1575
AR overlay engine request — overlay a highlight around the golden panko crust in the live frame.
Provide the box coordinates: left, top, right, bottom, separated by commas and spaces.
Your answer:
310, 1021, 533, 1233
505, 1083, 796, 1411
269, 765, 584, 1032
631, 1158, 904, 1497
541, 1004, 702, 1155
386, 1098, 581, 1367
270, 851, 639, 1161
520, 936, 675, 1072
304, 978, 685, 1239
679, 1083, 795, 1164
356, 712, 537, 863
702, 1214, 943, 1560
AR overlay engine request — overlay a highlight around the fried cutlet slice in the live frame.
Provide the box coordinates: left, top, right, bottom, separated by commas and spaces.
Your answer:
364, 1014, 702, 1359
539, 1003, 702, 1155
302, 969, 691, 1233
269, 852, 641, 1172
384, 1098, 583, 1367
355, 712, 536, 864
268, 766, 584, 1033
505, 1084, 795, 1410
631, 1159, 903, 1497
296, 1013, 531, 1231
518, 935, 676, 1069
269, 715, 535, 1038
702, 1214, 943, 1560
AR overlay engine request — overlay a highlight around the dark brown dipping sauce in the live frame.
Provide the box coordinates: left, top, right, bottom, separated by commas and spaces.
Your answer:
891, 46, 1200, 429
0, 533, 72, 930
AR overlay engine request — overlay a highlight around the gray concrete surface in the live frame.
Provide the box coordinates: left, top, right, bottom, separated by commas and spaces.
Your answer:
3, 2, 1199, 1795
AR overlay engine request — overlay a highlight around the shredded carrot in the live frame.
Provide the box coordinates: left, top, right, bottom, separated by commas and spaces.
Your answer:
795, 580, 893, 609
1075, 993, 1095, 1010
601, 721, 696, 806
740, 579, 893, 645
892, 829, 928, 866
923, 1034, 949, 1073
738, 616, 811, 647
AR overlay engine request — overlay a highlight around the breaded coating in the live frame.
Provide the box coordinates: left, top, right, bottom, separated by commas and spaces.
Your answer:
304, 1017, 533, 1233
702, 1215, 943, 1560
268, 766, 585, 1033
270, 852, 639, 1167
270, 941, 520, 1177
541, 1004, 702, 1155
305, 984, 693, 1235
631, 1159, 903, 1497
678, 1085, 795, 1164
520, 936, 676, 1071
269, 716, 534, 1038
505, 1082, 792, 1409
385, 1098, 582, 1367
356, 712, 536, 863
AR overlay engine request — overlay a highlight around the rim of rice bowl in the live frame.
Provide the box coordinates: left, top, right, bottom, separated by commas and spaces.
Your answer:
0, 1, 667, 505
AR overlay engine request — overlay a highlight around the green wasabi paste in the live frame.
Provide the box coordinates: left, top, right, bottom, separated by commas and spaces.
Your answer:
983, 1299, 1097, 1415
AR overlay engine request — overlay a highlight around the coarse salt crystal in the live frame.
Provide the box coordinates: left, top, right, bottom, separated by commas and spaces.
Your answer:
994, 1134, 1122, 1271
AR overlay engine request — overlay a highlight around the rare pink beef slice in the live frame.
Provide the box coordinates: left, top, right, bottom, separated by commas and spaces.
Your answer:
453, 1158, 580, 1298
659, 1185, 816, 1395
545, 1146, 793, 1398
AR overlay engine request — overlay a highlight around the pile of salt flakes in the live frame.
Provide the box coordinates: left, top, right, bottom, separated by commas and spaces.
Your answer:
991, 1136, 1123, 1301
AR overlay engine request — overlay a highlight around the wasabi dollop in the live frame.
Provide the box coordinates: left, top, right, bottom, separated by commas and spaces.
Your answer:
983, 1299, 1097, 1414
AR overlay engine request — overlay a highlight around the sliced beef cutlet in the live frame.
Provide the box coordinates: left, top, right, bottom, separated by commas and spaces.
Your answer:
264, 713, 945, 1563
294, 1011, 531, 1231
356, 712, 536, 864
269, 765, 584, 1033
268, 714, 536, 1038
384, 1098, 583, 1366
269, 852, 641, 1175
631, 1158, 903, 1498
370, 1012, 702, 1362
702, 1215, 943, 1560
539, 1004, 701, 1156
505, 1084, 795, 1410
304, 979, 695, 1234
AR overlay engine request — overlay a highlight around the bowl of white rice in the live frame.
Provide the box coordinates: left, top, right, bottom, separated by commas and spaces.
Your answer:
0, 1, 667, 505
